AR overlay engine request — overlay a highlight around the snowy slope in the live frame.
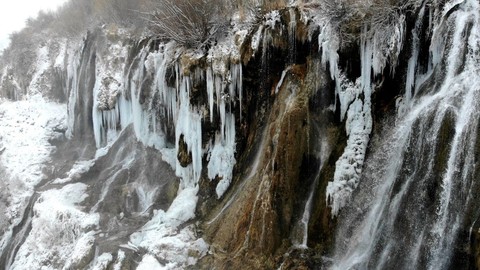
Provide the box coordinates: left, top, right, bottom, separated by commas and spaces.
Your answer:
0, 95, 66, 259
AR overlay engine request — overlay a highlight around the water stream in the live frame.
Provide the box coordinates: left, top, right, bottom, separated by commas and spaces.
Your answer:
331, 0, 480, 268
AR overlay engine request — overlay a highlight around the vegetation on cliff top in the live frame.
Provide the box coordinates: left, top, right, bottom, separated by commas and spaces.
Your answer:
0, 0, 418, 54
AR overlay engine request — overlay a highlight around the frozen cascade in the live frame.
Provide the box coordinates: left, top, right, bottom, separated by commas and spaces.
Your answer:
322, 5, 408, 215
91, 42, 167, 149
288, 8, 297, 63
325, 31, 374, 217
125, 48, 166, 150
205, 56, 242, 196
405, 4, 426, 105
92, 40, 129, 148
64, 36, 234, 268
65, 43, 83, 139
207, 112, 236, 198
397, 4, 426, 117
175, 76, 203, 188
42, 29, 249, 266
331, 0, 480, 268
81, 32, 245, 196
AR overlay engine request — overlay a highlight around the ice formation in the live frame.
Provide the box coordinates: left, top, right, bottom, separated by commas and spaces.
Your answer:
323, 18, 405, 215
207, 112, 236, 198
9, 183, 99, 269
3, 1, 466, 268
332, 0, 480, 267
58, 23, 248, 267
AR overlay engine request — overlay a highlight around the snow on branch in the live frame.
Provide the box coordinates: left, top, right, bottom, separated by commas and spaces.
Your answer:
148, 0, 228, 49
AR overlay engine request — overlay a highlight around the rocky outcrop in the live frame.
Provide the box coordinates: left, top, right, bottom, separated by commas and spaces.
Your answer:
2, 1, 480, 269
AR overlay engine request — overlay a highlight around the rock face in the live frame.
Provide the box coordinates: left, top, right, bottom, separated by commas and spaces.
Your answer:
1, 1, 480, 269
177, 134, 193, 167
204, 63, 310, 267
200, 57, 341, 268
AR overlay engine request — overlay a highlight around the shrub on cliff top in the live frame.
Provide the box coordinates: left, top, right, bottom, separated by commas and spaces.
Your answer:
148, 0, 229, 49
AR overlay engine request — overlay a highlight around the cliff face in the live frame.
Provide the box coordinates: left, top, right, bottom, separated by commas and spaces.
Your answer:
1, 1, 480, 269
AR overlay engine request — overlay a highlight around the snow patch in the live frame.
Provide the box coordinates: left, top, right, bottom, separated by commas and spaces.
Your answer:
10, 183, 99, 270
265, 10, 281, 30
0, 95, 66, 253
137, 254, 167, 270
90, 253, 114, 270
129, 187, 209, 269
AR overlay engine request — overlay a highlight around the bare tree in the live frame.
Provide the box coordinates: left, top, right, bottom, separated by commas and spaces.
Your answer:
148, 0, 228, 49
52, 0, 94, 37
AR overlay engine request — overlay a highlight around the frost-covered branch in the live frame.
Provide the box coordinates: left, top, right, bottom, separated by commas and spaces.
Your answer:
148, 0, 228, 49
307, 0, 418, 46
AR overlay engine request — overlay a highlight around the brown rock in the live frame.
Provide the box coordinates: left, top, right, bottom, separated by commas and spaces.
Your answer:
177, 134, 193, 167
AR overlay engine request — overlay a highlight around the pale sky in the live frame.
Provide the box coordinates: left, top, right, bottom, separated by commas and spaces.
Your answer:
0, 0, 69, 51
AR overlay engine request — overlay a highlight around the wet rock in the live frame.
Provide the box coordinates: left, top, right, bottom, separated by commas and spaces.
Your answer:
178, 134, 193, 167
201, 60, 326, 269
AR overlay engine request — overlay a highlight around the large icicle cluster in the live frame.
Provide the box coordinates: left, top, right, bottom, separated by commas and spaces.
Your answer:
326, 37, 374, 216
72, 29, 246, 197
313, 11, 406, 216
92, 40, 130, 147
205, 34, 244, 198
57, 27, 247, 267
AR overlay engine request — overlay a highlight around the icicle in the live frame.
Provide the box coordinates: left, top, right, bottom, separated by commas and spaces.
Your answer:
318, 23, 340, 81
326, 28, 374, 217
92, 75, 103, 148
65, 46, 82, 139
404, 4, 426, 107
152, 42, 178, 123
288, 8, 297, 63
229, 63, 243, 119
207, 112, 236, 198
251, 25, 264, 54
317, 22, 342, 112
207, 68, 215, 122
219, 96, 227, 141
360, 30, 373, 95
120, 47, 166, 150
175, 77, 203, 188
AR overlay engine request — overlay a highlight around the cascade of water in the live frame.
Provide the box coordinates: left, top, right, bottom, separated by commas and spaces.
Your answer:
151, 42, 178, 123
404, 4, 426, 105
331, 0, 480, 268
288, 8, 297, 64
293, 136, 331, 248
65, 45, 82, 139
90, 154, 136, 213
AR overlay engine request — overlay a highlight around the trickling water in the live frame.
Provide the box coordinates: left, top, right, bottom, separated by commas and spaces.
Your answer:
294, 179, 316, 248
292, 136, 330, 248
403, 3, 426, 107
288, 8, 297, 64
331, 0, 480, 269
